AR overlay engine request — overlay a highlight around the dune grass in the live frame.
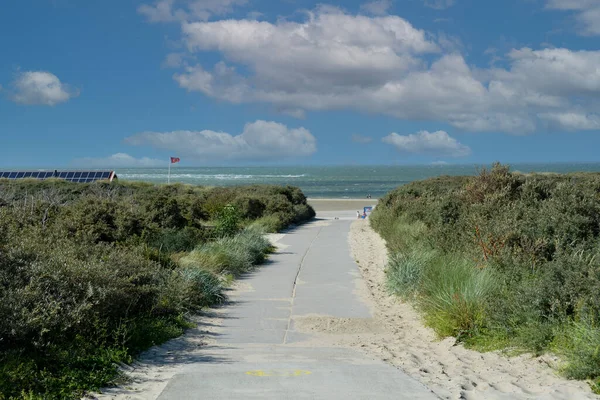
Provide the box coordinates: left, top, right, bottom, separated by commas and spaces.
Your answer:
180, 227, 273, 277
372, 164, 600, 392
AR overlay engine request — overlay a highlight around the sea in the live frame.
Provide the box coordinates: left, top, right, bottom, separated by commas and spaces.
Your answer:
116, 163, 600, 199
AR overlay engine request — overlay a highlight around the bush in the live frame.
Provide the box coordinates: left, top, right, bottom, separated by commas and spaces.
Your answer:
292, 203, 316, 224
214, 204, 241, 238
147, 226, 207, 253
0, 180, 312, 398
556, 321, 600, 384
251, 215, 285, 233
371, 164, 600, 385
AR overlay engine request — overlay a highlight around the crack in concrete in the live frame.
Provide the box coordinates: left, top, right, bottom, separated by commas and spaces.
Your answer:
282, 225, 324, 344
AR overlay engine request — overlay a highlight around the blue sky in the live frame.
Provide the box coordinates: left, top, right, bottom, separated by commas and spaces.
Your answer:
1, 0, 599, 167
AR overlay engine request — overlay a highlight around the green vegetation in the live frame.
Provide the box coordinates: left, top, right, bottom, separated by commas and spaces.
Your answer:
371, 163, 600, 390
0, 180, 314, 399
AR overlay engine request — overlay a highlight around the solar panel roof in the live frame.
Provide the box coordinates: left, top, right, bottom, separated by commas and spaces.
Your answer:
0, 170, 117, 183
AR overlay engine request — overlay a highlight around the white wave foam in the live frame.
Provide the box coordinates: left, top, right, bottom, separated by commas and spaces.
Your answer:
119, 173, 307, 180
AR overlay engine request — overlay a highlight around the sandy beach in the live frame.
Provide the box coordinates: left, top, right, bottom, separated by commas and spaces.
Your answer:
308, 198, 378, 212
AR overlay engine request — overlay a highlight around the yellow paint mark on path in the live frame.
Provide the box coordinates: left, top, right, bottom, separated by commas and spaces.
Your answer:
246, 370, 312, 377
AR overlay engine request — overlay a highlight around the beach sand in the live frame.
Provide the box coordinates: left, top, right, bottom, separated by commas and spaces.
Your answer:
344, 220, 597, 399
308, 198, 378, 212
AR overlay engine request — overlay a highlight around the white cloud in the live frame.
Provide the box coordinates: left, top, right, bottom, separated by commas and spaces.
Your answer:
150, 6, 600, 134
382, 130, 471, 157
360, 0, 392, 16
162, 52, 187, 68
352, 134, 373, 144
539, 112, 600, 131
138, 0, 180, 22
124, 120, 316, 161
500, 48, 600, 96
10, 71, 78, 106
424, 0, 455, 10
546, 0, 600, 36
180, 10, 439, 93
138, 0, 247, 23
73, 153, 164, 168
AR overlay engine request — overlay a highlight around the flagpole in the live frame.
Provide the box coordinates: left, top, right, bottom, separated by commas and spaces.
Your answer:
168, 159, 171, 184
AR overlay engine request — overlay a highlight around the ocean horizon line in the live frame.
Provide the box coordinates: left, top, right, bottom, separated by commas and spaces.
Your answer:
4, 161, 600, 170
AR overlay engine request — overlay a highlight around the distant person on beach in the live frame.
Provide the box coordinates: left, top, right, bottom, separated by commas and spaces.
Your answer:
357, 211, 361, 219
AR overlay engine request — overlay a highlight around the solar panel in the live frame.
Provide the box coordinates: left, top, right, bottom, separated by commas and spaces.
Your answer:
0, 170, 116, 183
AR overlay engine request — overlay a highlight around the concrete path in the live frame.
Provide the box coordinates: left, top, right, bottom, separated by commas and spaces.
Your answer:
158, 213, 438, 399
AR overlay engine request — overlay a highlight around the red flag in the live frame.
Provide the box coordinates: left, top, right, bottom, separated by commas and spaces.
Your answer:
170, 157, 180, 164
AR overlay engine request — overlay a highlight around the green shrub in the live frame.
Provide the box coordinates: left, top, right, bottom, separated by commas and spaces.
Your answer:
292, 203, 316, 224
555, 320, 600, 384
214, 204, 241, 238
147, 226, 207, 253
234, 196, 266, 219
0, 179, 312, 398
251, 215, 285, 233
371, 164, 600, 384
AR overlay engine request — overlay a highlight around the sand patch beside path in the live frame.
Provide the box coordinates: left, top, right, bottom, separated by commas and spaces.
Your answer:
342, 220, 597, 400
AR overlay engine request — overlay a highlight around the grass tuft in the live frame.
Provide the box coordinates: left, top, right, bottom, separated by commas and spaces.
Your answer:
420, 254, 496, 340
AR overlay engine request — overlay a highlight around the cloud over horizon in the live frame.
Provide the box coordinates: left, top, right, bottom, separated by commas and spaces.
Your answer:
382, 130, 471, 157
73, 153, 164, 168
124, 120, 317, 161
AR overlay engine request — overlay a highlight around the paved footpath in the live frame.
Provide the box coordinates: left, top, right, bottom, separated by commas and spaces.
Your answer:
158, 212, 438, 399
